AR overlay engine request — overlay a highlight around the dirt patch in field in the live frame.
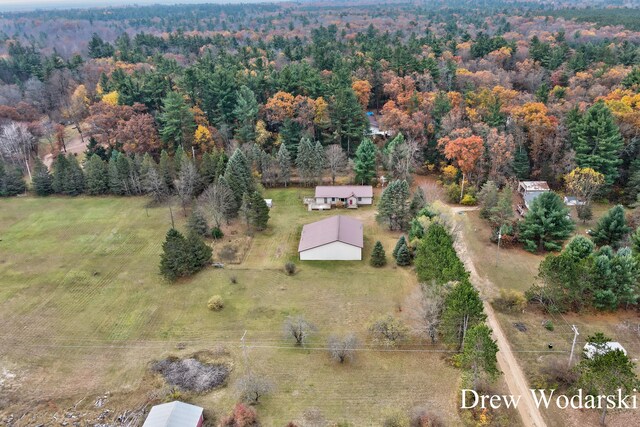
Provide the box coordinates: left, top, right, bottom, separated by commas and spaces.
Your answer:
151, 353, 230, 393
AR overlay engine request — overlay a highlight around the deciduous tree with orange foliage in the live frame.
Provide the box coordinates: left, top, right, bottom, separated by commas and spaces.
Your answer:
352, 79, 372, 109
438, 128, 484, 201
264, 91, 295, 128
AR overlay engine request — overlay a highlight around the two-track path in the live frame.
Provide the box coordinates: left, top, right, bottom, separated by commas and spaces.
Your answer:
450, 206, 548, 427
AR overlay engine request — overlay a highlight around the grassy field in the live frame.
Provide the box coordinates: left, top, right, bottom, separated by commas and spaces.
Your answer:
0, 190, 464, 425
454, 204, 640, 427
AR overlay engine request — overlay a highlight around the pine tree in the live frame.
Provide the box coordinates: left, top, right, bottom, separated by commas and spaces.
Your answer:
441, 279, 486, 349
159, 228, 188, 281
108, 152, 126, 195
250, 191, 270, 231
377, 179, 410, 230
513, 144, 530, 179
185, 231, 213, 274
51, 153, 69, 194
224, 148, 254, 208
353, 138, 377, 185
173, 145, 186, 173
187, 208, 209, 236
415, 223, 469, 284
296, 137, 316, 186
31, 157, 52, 196
572, 101, 623, 187
392, 235, 407, 259
396, 243, 411, 266
370, 241, 387, 267
277, 143, 291, 186
591, 205, 631, 249
520, 192, 574, 252
233, 85, 259, 143
64, 154, 85, 196
84, 154, 109, 195
159, 91, 196, 150
158, 149, 174, 191
0, 162, 25, 197
478, 181, 499, 219
460, 324, 499, 389
200, 151, 218, 185
409, 187, 426, 217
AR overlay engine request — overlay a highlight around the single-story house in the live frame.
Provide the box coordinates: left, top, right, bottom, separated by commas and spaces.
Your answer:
298, 215, 363, 260
367, 112, 391, 137
314, 185, 373, 208
142, 401, 204, 427
564, 196, 585, 206
518, 181, 550, 209
583, 341, 627, 359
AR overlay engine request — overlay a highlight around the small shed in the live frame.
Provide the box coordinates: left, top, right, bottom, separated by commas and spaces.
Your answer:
583, 341, 627, 359
564, 196, 585, 206
518, 181, 550, 209
298, 215, 363, 260
142, 401, 204, 427
264, 199, 273, 208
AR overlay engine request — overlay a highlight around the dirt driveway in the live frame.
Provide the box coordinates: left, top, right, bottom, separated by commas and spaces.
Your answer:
43, 134, 88, 168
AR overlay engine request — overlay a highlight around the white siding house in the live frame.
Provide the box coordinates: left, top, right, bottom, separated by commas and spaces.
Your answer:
298, 216, 363, 261
314, 186, 373, 208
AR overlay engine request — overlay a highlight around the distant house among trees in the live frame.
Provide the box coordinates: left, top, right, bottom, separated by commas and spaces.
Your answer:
313, 185, 373, 208
518, 181, 550, 209
298, 215, 363, 260
142, 401, 204, 427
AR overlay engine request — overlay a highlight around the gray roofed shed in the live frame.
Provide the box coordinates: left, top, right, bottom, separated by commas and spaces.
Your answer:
142, 401, 203, 427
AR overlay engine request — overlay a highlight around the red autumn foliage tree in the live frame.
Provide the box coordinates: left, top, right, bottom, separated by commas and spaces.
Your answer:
438, 128, 484, 201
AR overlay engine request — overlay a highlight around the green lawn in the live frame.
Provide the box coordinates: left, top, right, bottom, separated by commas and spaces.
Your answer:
0, 191, 463, 425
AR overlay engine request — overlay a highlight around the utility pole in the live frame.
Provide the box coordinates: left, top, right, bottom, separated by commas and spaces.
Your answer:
169, 206, 175, 229
569, 325, 579, 367
495, 225, 503, 267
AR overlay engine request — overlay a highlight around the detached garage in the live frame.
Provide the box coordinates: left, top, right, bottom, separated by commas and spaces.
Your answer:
142, 401, 204, 427
298, 215, 363, 261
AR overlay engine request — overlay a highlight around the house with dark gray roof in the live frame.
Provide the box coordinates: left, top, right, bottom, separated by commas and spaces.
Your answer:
298, 215, 364, 260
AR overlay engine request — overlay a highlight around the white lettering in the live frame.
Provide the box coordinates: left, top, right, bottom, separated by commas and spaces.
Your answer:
461, 389, 479, 409
530, 389, 555, 408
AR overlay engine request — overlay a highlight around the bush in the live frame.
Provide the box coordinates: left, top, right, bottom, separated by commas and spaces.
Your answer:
284, 262, 296, 275
369, 315, 408, 347
220, 403, 259, 427
543, 320, 554, 331
207, 295, 224, 311
230, 275, 237, 284
460, 194, 476, 206
445, 182, 461, 203
493, 289, 527, 313
211, 226, 224, 239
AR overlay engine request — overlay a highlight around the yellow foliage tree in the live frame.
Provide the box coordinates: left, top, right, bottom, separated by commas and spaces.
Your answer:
255, 120, 272, 146
101, 90, 119, 106
565, 167, 605, 222
193, 125, 215, 153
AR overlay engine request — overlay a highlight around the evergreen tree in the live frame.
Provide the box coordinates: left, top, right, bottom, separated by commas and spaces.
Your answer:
280, 118, 302, 157
159, 228, 189, 281
158, 149, 174, 191
512, 144, 530, 179
478, 181, 498, 219
233, 85, 259, 143
296, 137, 317, 186
241, 191, 270, 231
591, 205, 631, 248
520, 192, 574, 252
51, 153, 69, 194
84, 154, 109, 195
187, 208, 209, 236
200, 151, 218, 185
392, 235, 407, 260
31, 157, 52, 196
159, 91, 196, 150
108, 152, 127, 195
353, 138, 377, 185
415, 223, 469, 285
441, 279, 486, 349
395, 243, 411, 266
173, 145, 186, 173
377, 179, 410, 230
0, 163, 25, 197
184, 231, 213, 274
572, 101, 623, 187
459, 324, 499, 389
330, 85, 368, 154
224, 148, 254, 209
277, 143, 291, 186
409, 187, 426, 217
63, 155, 85, 196
370, 241, 387, 267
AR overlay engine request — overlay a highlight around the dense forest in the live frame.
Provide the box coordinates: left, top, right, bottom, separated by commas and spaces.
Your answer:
1, 0, 640, 209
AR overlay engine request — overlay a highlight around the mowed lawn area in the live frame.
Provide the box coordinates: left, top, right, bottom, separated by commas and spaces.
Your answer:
454, 206, 640, 427
0, 190, 463, 425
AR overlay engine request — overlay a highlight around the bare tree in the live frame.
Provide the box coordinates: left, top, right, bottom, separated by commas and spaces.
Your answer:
328, 333, 359, 363
199, 181, 236, 227
236, 373, 274, 404
284, 315, 316, 346
324, 144, 347, 184
173, 160, 199, 215
413, 283, 446, 344
369, 315, 409, 347
0, 121, 36, 180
